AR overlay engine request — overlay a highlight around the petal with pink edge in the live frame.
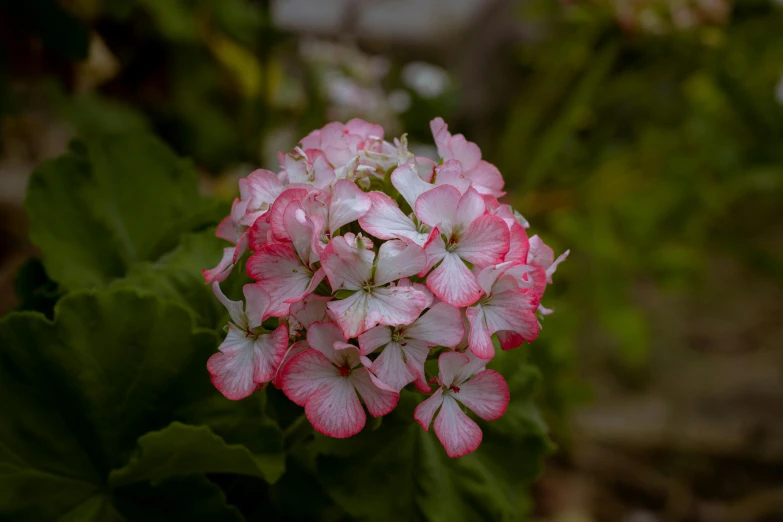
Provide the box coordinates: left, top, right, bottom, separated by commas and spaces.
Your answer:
368, 341, 418, 392
405, 302, 464, 347
456, 215, 510, 268
374, 239, 427, 286
425, 252, 483, 307
305, 375, 365, 438
437, 350, 471, 388
434, 395, 483, 458
251, 325, 289, 384
203, 247, 235, 284
242, 283, 273, 330
350, 367, 400, 417
306, 322, 348, 365
414, 185, 460, 236
357, 325, 392, 355
329, 179, 372, 234
391, 163, 435, 210
320, 236, 374, 292
247, 244, 317, 317
207, 326, 257, 400
453, 369, 509, 421
358, 192, 426, 244
414, 388, 444, 431
280, 349, 340, 406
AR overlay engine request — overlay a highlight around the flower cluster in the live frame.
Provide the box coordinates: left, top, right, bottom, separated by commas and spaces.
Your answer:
204, 117, 568, 458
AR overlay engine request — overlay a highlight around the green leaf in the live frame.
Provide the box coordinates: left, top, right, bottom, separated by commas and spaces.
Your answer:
313, 361, 552, 522
110, 229, 245, 328
0, 289, 282, 520
109, 422, 282, 487
25, 133, 223, 291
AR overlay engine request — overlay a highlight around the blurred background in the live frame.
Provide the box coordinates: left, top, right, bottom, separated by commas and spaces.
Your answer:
1, 0, 782, 520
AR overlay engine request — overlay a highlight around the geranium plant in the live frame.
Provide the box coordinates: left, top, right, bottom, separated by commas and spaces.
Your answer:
205, 117, 568, 458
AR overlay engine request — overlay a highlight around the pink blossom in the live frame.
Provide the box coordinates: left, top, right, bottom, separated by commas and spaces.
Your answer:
466, 262, 543, 359
280, 322, 399, 438
430, 117, 505, 197
202, 247, 235, 284
415, 185, 509, 307
414, 351, 509, 457
321, 234, 430, 338
246, 201, 326, 317
207, 282, 288, 400
204, 116, 567, 455
358, 300, 464, 392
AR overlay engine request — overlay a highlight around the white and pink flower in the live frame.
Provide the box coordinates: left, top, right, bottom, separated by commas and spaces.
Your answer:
414, 350, 510, 457
203, 117, 567, 457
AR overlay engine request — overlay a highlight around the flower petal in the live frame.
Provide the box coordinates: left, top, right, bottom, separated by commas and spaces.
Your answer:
368, 341, 418, 392
251, 324, 289, 384
374, 239, 427, 286
329, 179, 372, 234
280, 348, 339, 406
425, 252, 483, 307
391, 163, 435, 210
453, 369, 509, 421
456, 214, 510, 268
414, 184, 460, 237
269, 187, 310, 241
247, 244, 315, 317
207, 325, 257, 400
357, 325, 392, 355
203, 247, 235, 284
438, 350, 471, 388
272, 340, 310, 389
358, 191, 426, 244
242, 283, 272, 330
290, 294, 332, 330
414, 387, 444, 431
454, 187, 485, 232
350, 367, 400, 417
306, 322, 348, 366
434, 395, 483, 458
320, 235, 374, 291
211, 281, 244, 328
305, 374, 365, 438
405, 302, 464, 347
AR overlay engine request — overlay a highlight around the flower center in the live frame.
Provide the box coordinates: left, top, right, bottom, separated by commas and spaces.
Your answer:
338, 366, 351, 377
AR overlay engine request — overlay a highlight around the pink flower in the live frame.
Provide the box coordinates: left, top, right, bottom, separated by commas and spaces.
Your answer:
390, 161, 471, 212
204, 117, 568, 455
358, 191, 430, 245
526, 234, 569, 315
246, 200, 326, 317
207, 282, 288, 400
415, 185, 509, 307
430, 117, 505, 197
414, 351, 509, 458
466, 262, 543, 359
358, 300, 464, 392
283, 147, 335, 188
321, 234, 431, 338
202, 247, 235, 284
280, 322, 399, 438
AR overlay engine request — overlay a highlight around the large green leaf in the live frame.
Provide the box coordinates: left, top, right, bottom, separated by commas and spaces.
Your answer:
25, 134, 223, 291
0, 289, 282, 521
110, 422, 283, 487
110, 230, 244, 328
313, 357, 552, 522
